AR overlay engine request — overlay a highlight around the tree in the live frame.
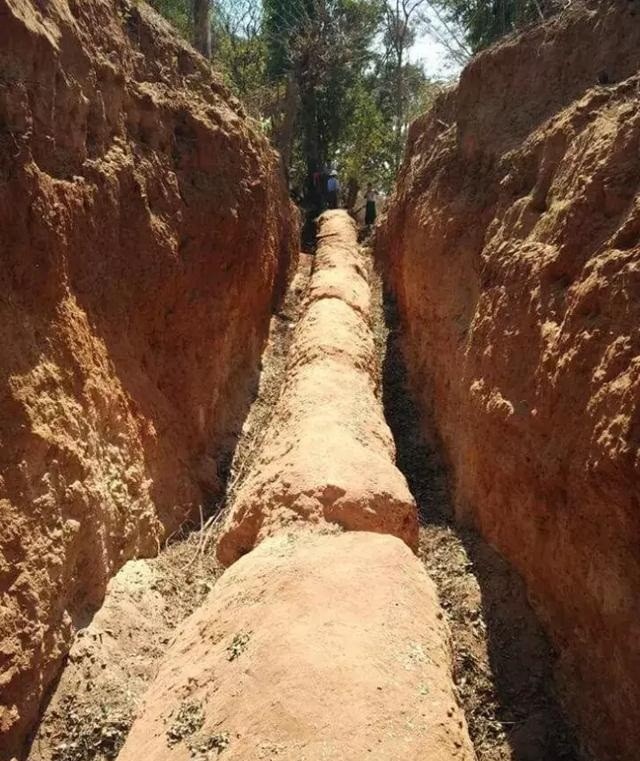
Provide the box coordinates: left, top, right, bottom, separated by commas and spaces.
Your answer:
382, 0, 429, 170
263, 0, 385, 202
193, 0, 212, 57
148, 0, 443, 197
214, 0, 271, 114
418, 1, 471, 67
433, 0, 563, 52
148, 0, 192, 37
337, 81, 395, 194
146, 0, 210, 56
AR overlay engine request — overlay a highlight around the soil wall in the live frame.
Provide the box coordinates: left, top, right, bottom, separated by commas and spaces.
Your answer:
379, 2, 640, 759
0, 0, 297, 756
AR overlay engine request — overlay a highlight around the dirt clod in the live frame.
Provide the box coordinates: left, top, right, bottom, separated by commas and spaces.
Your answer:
49, 696, 132, 761
188, 732, 231, 758
226, 633, 252, 662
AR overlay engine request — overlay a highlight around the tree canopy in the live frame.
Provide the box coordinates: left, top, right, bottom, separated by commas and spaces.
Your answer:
147, 0, 562, 202
149, 0, 439, 199
432, 0, 565, 52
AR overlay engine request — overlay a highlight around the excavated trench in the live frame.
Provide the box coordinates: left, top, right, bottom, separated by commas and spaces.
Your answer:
28, 214, 583, 761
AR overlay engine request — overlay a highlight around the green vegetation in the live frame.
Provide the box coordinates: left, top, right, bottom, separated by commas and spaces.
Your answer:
433, 0, 564, 52
147, 0, 439, 198
148, 0, 192, 37
147, 0, 561, 198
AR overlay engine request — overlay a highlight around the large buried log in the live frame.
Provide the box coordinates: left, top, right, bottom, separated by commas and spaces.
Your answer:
118, 532, 474, 761
217, 212, 418, 567
117, 212, 475, 760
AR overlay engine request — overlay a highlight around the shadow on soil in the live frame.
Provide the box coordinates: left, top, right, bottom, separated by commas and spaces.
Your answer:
381, 290, 584, 761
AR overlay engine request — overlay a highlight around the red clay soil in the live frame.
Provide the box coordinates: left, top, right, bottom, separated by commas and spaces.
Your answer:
217, 212, 418, 566
119, 532, 475, 761
0, 1, 297, 756
26, 253, 315, 761
378, 1, 640, 759
378, 289, 582, 761
26, 536, 223, 761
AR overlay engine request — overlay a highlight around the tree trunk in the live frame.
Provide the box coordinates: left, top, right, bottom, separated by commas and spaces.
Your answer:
300, 73, 323, 209
395, 48, 404, 171
346, 177, 359, 211
193, 0, 211, 58
273, 74, 300, 179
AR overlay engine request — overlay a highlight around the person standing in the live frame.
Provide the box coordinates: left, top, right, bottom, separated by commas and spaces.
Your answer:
327, 170, 340, 209
364, 183, 378, 229
322, 163, 331, 208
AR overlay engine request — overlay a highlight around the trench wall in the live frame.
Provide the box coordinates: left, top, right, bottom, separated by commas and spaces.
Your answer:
378, 2, 640, 758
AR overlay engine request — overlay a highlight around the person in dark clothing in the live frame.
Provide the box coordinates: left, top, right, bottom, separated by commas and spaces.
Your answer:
364, 183, 377, 228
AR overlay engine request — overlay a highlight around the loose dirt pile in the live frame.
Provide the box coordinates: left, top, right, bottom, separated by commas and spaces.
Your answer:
26, 537, 222, 761
0, 0, 297, 755
117, 211, 475, 761
217, 212, 418, 566
119, 532, 472, 761
223, 254, 314, 508
378, 1, 640, 758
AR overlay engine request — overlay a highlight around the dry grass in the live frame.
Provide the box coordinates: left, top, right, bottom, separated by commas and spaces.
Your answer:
28, 530, 223, 761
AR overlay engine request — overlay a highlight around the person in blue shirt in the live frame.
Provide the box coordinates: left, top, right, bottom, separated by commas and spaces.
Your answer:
327, 171, 340, 209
